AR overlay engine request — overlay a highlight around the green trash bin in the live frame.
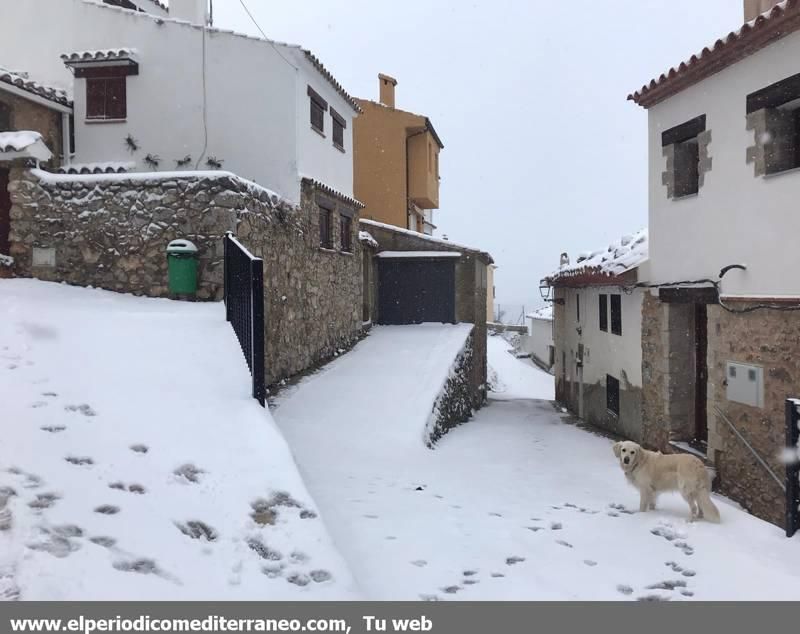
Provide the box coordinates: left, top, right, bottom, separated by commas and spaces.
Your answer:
166, 239, 199, 296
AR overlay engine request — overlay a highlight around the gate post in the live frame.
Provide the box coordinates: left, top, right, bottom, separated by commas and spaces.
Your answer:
787, 398, 800, 538
251, 257, 265, 406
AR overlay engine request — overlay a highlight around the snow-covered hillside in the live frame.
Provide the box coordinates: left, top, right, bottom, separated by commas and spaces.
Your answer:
0, 280, 358, 600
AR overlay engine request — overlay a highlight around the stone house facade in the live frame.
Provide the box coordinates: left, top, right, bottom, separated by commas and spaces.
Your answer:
629, 0, 800, 527
7, 168, 364, 386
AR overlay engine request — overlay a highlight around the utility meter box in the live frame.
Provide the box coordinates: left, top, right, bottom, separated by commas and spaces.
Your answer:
726, 362, 764, 408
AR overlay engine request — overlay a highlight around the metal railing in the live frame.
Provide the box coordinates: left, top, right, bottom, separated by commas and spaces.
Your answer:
223, 232, 265, 407
787, 398, 800, 538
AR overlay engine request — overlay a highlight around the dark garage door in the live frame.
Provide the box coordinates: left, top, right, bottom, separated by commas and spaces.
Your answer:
378, 258, 456, 325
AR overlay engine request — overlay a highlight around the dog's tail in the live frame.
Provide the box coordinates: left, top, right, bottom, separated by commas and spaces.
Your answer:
698, 491, 721, 523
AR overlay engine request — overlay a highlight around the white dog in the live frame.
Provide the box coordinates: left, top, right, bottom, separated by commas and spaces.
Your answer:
612, 441, 720, 523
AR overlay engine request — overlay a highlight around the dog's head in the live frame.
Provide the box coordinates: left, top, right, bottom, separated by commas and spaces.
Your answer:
613, 441, 642, 473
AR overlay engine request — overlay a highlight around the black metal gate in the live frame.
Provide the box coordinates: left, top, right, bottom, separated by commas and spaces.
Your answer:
378, 257, 456, 325
787, 398, 800, 537
223, 232, 265, 406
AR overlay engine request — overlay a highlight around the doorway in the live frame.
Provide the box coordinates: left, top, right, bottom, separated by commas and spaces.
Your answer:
694, 303, 708, 445
0, 168, 11, 255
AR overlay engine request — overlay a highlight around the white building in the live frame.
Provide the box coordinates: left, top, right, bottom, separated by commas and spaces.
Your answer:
544, 229, 649, 442
520, 305, 554, 372
628, 0, 800, 527
0, 0, 359, 203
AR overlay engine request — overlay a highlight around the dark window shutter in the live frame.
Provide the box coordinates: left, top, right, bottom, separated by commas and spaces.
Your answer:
333, 119, 344, 148
340, 215, 352, 252
106, 76, 127, 119
86, 78, 107, 119
319, 207, 332, 248
610, 294, 622, 336
311, 101, 325, 132
0, 101, 10, 130
599, 294, 608, 332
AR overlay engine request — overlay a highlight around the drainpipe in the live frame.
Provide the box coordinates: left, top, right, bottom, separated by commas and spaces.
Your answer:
61, 112, 71, 167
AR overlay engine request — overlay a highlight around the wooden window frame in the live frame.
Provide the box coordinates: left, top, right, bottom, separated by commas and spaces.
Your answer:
308, 85, 328, 135
331, 107, 346, 151
576, 293, 581, 322
339, 214, 352, 252
606, 374, 620, 417
78, 65, 135, 122
599, 294, 608, 332
610, 294, 622, 336
319, 205, 333, 249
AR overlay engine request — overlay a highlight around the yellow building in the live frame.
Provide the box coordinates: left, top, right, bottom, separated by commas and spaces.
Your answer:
353, 74, 443, 234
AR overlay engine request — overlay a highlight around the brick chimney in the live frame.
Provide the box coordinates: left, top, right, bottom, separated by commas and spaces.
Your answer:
171, 0, 209, 25
744, 0, 782, 21
378, 74, 397, 108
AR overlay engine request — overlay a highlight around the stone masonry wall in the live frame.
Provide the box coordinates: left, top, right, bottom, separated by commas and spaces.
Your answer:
424, 327, 477, 447
706, 303, 800, 528
8, 169, 362, 385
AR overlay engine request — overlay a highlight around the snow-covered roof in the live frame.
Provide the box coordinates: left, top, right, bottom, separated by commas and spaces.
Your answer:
546, 228, 648, 286
376, 251, 462, 259
629, 0, 799, 108
61, 48, 138, 65
301, 177, 364, 209
0, 67, 72, 108
0, 131, 53, 162
359, 219, 494, 264
56, 162, 136, 175
358, 231, 379, 249
526, 305, 554, 322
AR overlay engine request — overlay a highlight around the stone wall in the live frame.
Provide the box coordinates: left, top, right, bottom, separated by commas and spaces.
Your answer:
424, 327, 477, 447
706, 302, 800, 527
640, 292, 697, 451
8, 169, 363, 385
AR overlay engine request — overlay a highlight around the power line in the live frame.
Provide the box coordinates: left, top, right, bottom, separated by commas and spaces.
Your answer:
237, 0, 297, 70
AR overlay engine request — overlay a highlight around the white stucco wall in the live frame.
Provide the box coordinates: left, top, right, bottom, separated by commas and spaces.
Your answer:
521, 317, 553, 368
0, 0, 356, 202
558, 286, 643, 389
647, 30, 800, 298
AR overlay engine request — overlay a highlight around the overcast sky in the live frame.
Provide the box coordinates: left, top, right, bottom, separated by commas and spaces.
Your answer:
213, 0, 741, 313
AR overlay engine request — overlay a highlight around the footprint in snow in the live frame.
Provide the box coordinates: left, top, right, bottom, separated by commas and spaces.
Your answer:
362, 514, 379, 519
584, 560, 598, 567
310, 570, 332, 583
608, 503, 634, 515
463, 570, 477, 576
491, 572, 505, 578
550, 522, 563, 530
174, 464, 204, 484
247, 538, 281, 561
463, 579, 479, 585
286, 573, 311, 587
130, 444, 149, 454
65, 456, 94, 466
556, 540, 573, 548
289, 551, 308, 564
617, 585, 634, 596
94, 505, 120, 515
42, 392, 58, 398
40, 426, 66, 433
526, 526, 544, 532
488, 512, 503, 517
441, 586, 460, 594
419, 594, 441, 601
665, 561, 696, 576
637, 595, 670, 602
646, 580, 687, 591
299, 509, 317, 519
176, 520, 218, 542
411, 560, 427, 568
505, 556, 525, 566
31, 401, 48, 409
89, 536, 117, 548
28, 493, 59, 510
113, 559, 159, 575
64, 404, 96, 417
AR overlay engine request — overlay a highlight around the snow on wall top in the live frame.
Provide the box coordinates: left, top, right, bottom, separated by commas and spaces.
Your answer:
358, 231, 379, 249
526, 305, 554, 322
376, 251, 462, 259
0, 131, 45, 152
546, 228, 648, 285
56, 161, 136, 175
359, 219, 494, 264
0, 67, 72, 107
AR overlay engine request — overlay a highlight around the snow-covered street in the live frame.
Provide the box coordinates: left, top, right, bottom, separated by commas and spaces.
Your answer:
0, 280, 357, 600
275, 329, 800, 601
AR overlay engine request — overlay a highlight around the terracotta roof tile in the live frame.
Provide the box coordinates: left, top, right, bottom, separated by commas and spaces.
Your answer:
629, 0, 800, 108
0, 68, 72, 108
